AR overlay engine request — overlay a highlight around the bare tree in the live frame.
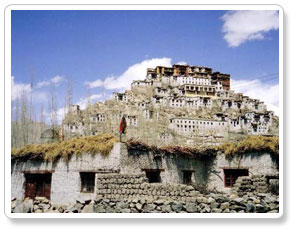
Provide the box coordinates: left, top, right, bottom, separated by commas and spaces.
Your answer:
40, 104, 45, 134
20, 91, 29, 146
49, 84, 57, 140
11, 98, 20, 147
28, 72, 34, 144
65, 78, 73, 139
84, 87, 91, 136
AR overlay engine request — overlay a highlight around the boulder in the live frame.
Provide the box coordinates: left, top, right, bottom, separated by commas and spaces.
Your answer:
220, 202, 230, 210
171, 202, 183, 212
136, 203, 143, 211
245, 203, 255, 213
143, 204, 156, 212
116, 202, 129, 209
14, 199, 33, 213
81, 203, 94, 213
185, 203, 198, 213
161, 204, 172, 213
93, 204, 106, 213
210, 202, 220, 209
255, 204, 269, 213
40, 203, 51, 212
196, 196, 208, 203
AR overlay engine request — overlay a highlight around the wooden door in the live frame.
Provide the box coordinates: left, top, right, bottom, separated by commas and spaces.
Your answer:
24, 173, 52, 199
25, 174, 36, 199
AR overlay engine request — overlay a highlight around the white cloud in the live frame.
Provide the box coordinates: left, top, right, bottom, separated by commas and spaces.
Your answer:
85, 57, 172, 90
51, 75, 63, 84
32, 91, 48, 103
231, 79, 279, 115
11, 76, 32, 101
43, 107, 65, 125
221, 10, 279, 47
35, 81, 51, 88
77, 94, 103, 109
36, 75, 64, 88
85, 79, 103, 88
175, 61, 188, 65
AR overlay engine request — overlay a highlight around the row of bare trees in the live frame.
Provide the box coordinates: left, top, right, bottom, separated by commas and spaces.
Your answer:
11, 75, 100, 148
11, 77, 75, 148
11, 90, 48, 148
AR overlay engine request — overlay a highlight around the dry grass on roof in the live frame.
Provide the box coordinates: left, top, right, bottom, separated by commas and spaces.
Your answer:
220, 135, 279, 157
11, 134, 118, 162
126, 139, 217, 158
126, 135, 279, 159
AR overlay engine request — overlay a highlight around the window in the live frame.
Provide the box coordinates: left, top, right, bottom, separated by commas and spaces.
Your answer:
80, 172, 95, 193
182, 170, 193, 185
24, 173, 52, 200
224, 169, 249, 188
144, 170, 162, 183
149, 111, 154, 119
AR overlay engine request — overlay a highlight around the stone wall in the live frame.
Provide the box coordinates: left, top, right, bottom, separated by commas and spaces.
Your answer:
95, 173, 200, 202
234, 174, 279, 196
12, 173, 279, 213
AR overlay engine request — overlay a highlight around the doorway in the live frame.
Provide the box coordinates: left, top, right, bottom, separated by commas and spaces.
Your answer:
24, 173, 52, 199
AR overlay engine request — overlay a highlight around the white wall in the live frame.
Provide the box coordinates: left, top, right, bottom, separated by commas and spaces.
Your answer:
11, 143, 121, 205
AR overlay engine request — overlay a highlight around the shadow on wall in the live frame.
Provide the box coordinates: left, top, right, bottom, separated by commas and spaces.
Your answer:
127, 147, 217, 190
225, 151, 279, 172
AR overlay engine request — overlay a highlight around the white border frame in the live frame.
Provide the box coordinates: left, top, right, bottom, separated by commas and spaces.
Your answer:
4, 4, 284, 219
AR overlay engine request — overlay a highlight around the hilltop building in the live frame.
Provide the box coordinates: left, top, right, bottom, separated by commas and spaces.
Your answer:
62, 64, 278, 146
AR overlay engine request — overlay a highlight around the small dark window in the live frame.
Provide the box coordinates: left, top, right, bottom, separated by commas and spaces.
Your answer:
80, 172, 95, 193
224, 169, 249, 188
145, 170, 161, 183
182, 171, 193, 185
149, 111, 153, 119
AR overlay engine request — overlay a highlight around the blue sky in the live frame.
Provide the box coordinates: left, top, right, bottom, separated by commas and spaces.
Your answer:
11, 10, 279, 122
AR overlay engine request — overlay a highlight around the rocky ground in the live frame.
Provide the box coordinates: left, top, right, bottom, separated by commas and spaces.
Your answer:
11, 191, 279, 213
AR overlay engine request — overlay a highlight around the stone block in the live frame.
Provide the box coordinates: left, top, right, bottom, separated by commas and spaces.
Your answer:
185, 203, 198, 213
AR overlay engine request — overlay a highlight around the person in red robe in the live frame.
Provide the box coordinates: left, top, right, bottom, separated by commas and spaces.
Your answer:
119, 116, 127, 141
